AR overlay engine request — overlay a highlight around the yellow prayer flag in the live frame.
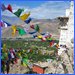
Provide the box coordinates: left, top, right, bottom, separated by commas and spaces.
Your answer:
11, 25, 17, 36
22, 62, 27, 67
20, 12, 30, 21
56, 44, 59, 48
3, 44, 7, 52
38, 35, 42, 39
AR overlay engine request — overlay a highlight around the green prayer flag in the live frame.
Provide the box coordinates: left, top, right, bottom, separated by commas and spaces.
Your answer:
47, 37, 52, 41
17, 27, 26, 36
2, 64, 6, 72
35, 24, 40, 31
22, 58, 28, 65
14, 9, 24, 17
2, 53, 8, 61
49, 38, 53, 40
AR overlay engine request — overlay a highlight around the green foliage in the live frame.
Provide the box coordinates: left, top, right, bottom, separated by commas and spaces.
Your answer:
2, 40, 58, 62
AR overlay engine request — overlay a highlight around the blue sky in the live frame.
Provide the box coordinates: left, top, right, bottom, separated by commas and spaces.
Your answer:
2, 1, 47, 8
2, 0, 71, 19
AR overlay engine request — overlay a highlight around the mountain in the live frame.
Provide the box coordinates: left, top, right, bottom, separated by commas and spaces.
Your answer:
2, 15, 25, 26
2, 15, 68, 39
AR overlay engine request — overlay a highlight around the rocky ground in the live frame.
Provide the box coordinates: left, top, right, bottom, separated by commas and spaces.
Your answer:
5, 44, 73, 74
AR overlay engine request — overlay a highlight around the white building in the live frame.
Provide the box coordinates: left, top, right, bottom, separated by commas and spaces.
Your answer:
58, 1, 74, 55
58, 25, 68, 55
66, 9, 70, 17
66, 1, 74, 46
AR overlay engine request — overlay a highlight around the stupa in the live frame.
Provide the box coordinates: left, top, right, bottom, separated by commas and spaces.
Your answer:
58, 1, 74, 55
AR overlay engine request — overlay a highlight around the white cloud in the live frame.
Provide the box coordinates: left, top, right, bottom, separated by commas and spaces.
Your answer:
29, 1, 69, 19
2, 1, 70, 19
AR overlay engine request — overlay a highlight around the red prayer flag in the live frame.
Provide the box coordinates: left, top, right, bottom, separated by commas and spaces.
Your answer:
30, 25, 34, 29
50, 42, 53, 47
7, 4, 12, 12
